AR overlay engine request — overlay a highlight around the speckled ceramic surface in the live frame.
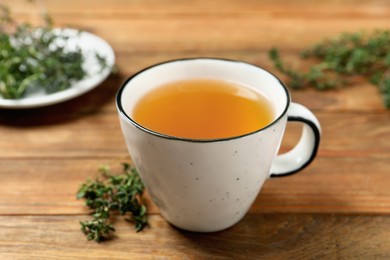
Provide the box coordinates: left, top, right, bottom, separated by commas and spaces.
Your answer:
116, 58, 321, 232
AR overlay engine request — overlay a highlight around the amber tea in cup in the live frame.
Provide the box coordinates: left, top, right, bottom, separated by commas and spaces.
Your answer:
132, 79, 275, 139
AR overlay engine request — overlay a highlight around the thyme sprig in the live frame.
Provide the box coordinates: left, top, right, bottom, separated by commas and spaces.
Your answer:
269, 30, 390, 108
0, 4, 109, 99
77, 163, 148, 242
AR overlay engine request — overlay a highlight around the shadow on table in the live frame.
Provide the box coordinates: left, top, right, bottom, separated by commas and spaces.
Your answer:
0, 74, 123, 127
172, 212, 335, 258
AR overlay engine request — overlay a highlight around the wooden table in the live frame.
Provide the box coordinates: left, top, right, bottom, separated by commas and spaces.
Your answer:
1, 0, 390, 258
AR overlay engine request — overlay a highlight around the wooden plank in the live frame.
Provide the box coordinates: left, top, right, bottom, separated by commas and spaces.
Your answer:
4, 0, 390, 17
0, 214, 390, 259
0, 158, 155, 215
0, 106, 127, 159
0, 155, 389, 215
36, 17, 390, 53
3, 1, 390, 52
0, 112, 388, 158
257, 156, 390, 213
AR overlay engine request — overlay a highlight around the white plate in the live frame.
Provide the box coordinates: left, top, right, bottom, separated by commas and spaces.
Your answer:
0, 28, 115, 109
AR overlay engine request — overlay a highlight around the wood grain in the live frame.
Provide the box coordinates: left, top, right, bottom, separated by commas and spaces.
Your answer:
3, 1, 390, 53
1, 155, 389, 215
1, 214, 390, 259
0, 111, 388, 158
1, 0, 390, 258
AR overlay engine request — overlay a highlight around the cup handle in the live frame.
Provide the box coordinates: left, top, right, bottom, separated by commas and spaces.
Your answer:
270, 102, 321, 177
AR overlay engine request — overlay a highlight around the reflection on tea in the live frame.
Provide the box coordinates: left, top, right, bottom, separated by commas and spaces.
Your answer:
132, 79, 274, 139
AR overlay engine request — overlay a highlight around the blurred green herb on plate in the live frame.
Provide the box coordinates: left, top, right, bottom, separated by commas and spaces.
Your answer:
77, 163, 148, 242
0, 4, 109, 99
269, 30, 390, 108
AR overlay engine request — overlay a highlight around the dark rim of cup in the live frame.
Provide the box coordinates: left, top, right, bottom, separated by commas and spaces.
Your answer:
116, 57, 291, 143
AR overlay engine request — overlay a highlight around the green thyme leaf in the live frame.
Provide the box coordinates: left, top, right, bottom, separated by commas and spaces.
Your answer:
269, 30, 390, 108
0, 4, 110, 99
77, 163, 148, 242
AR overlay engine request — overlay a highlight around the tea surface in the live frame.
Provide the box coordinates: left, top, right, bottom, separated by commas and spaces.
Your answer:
132, 79, 274, 139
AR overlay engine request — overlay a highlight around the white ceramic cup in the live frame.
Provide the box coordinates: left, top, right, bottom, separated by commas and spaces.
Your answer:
116, 58, 321, 232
